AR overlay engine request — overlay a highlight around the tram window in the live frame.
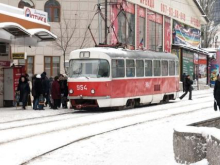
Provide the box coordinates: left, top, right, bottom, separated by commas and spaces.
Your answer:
145, 60, 152, 77
162, 60, 168, 76
154, 60, 161, 76
126, 59, 135, 77
136, 60, 144, 77
169, 61, 175, 76
112, 59, 125, 78
69, 59, 110, 78
175, 61, 179, 75
98, 60, 110, 77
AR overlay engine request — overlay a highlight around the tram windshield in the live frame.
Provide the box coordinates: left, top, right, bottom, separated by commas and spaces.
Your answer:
69, 59, 110, 78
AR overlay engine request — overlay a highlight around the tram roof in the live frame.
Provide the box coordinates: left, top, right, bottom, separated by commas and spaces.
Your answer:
70, 47, 178, 60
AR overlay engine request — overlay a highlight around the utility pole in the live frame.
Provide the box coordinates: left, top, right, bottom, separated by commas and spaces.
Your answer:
105, 0, 108, 44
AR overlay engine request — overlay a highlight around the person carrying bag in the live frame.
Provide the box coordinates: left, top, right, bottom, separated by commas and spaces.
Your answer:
214, 75, 220, 111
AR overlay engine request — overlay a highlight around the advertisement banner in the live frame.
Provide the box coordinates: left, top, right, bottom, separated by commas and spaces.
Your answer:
182, 50, 194, 78
211, 64, 219, 85
173, 20, 201, 47
24, 7, 48, 23
164, 17, 171, 52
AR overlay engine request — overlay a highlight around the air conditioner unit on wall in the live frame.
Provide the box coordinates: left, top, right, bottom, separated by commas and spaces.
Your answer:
0, 43, 9, 56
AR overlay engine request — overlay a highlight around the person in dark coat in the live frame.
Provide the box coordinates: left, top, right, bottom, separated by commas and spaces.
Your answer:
59, 75, 68, 108
17, 75, 30, 109
182, 73, 186, 92
42, 72, 50, 106
51, 76, 61, 110
33, 74, 43, 110
214, 75, 220, 109
180, 75, 193, 100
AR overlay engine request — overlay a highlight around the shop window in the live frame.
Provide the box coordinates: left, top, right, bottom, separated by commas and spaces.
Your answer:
117, 3, 135, 48
169, 61, 175, 76
154, 60, 161, 76
145, 60, 152, 77
45, 0, 61, 22
112, 59, 125, 78
175, 61, 179, 76
136, 60, 144, 77
162, 60, 168, 76
147, 11, 163, 52
139, 17, 145, 48
18, 0, 35, 8
126, 59, 135, 77
44, 56, 60, 77
18, 56, 34, 78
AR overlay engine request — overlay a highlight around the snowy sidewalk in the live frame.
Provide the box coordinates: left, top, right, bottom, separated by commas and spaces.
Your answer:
0, 107, 74, 123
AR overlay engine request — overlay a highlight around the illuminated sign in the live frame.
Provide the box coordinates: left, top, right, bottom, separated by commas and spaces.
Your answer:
24, 7, 48, 23
12, 52, 27, 59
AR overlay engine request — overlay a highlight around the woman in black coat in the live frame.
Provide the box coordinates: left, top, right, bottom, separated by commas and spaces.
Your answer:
214, 75, 220, 109
17, 75, 30, 109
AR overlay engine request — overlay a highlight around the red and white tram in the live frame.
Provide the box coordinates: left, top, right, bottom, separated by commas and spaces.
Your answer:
68, 47, 179, 109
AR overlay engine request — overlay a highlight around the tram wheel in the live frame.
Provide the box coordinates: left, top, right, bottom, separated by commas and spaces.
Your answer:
126, 99, 135, 109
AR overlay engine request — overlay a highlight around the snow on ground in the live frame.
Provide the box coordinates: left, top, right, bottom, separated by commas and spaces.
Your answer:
27, 89, 216, 165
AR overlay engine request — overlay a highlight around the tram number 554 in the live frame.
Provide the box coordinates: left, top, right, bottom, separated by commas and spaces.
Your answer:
77, 85, 87, 91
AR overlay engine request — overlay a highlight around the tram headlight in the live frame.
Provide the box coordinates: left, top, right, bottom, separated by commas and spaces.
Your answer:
91, 89, 95, 94
69, 89, 74, 94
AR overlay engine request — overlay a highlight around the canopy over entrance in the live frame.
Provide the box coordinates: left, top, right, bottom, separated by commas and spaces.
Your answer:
0, 22, 56, 46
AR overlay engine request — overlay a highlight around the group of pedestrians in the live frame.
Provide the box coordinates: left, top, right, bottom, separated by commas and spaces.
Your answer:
16, 72, 68, 110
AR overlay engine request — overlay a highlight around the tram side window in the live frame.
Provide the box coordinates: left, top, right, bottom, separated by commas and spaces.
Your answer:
145, 60, 152, 76
175, 61, 179, 75
154, 60, 161, 76
126, 59, 135, 77
98, 60, 110, 77
169, 61, 175, 76
136, 60, 144, 77
162, 60, 168, 76
112, 59, 125, 78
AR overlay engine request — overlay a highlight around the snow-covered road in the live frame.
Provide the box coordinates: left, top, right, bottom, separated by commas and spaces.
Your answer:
0, 89, 217, 165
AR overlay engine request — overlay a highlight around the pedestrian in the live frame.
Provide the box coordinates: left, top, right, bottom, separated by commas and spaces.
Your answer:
42, 72, 50, 107
39, 72, 49, 110
33, 74, 43, 110
51, 76, 61, 110
49, 77, 54, 108
214, 74, 220, 110
179, 75, 193, 100
59, 74, 68, 108
32, 74, 37, 109
25, 74, 32, 106
182, 73, 186, 92
17, 75, 30, 109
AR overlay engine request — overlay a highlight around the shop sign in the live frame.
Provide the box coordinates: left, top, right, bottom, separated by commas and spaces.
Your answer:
24, 7, 48, 23
173, 20, 201, 47
182, 50, 194, 78
12, 53, 27, 59
0, 61, 10, 67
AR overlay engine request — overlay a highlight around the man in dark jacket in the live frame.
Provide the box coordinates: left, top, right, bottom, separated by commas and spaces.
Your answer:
214, 75, 220, 109
179, 75, 193, 100
51, 76, 61, 110
39, 72, 49, 110
33, 74, 43, 110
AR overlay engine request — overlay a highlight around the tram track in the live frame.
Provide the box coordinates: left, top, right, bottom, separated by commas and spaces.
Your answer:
22, 100, 213, 165
0, 94, 213, 146
0, 91, 212, 132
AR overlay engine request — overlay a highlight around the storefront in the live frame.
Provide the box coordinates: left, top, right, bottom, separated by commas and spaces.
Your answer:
172, 44, 209, 88
0, 3, 56, 107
